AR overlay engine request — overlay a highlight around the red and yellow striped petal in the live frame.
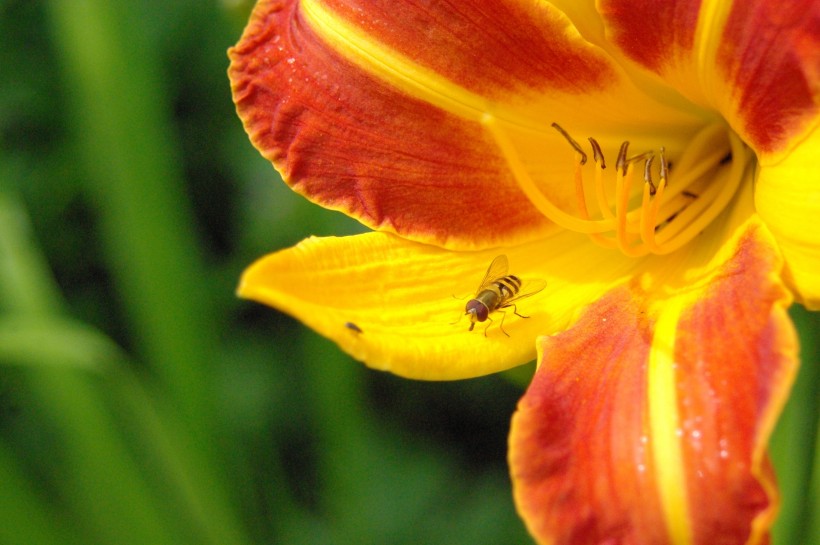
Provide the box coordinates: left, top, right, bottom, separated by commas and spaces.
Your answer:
600, 0, 820, 158
229, 0, 703, 250
509, 218, 797, 545
598, 0, 702, 75
714, 0, 820, 158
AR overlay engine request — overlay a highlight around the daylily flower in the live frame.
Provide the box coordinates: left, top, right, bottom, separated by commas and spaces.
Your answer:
229, 0, 818, 543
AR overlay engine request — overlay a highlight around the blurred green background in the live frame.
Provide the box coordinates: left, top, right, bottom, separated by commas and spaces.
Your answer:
0, 1, 817, 544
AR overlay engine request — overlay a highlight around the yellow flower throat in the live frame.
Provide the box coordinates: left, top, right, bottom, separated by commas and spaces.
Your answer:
484, 116, 750, 257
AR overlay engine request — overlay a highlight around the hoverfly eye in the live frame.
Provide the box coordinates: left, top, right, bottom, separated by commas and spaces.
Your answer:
466, 299, 489, 322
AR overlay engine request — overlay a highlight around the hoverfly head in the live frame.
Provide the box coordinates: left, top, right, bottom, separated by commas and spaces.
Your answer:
465, 299, 489, 326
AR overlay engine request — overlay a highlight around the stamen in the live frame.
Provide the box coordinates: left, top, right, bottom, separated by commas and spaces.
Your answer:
482, 114, 615, 234
640, 177, 666, 250
616, 141, 630, 175
644, 155, 657, 196
615, 149, 652, 254
589, 138, 606, 169
551, 123, 587, 165
628, 151, 654, 164
482, 115, 744, 257
652, 130, 747, 254
659, 147, 668, 181
590, 137, 614, 221
576, 137, 618, 250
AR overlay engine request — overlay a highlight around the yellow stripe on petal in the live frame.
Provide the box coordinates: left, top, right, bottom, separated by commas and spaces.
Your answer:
691, 0, 733, 107
510, 216, 796, 545
301, 0, 704, 133
301, 0, 489, 123
648, 299, 693, 545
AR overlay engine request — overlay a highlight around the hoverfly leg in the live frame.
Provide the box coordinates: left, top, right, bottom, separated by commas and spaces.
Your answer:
482, 315, 492, 337
496, 309, 511, 337
510, 303, 530, 320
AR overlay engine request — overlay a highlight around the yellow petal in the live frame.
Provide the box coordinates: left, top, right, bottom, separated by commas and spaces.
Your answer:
756, 125, 820, 308
237, 230, 641, 380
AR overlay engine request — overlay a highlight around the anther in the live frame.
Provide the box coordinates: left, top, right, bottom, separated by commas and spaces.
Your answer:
616, 141, 630, 174
552, 122, 587, 165
644, 155, 656, 196
628, 151, 654, 164
589, 138, 606, 168
659, 147, 668, 181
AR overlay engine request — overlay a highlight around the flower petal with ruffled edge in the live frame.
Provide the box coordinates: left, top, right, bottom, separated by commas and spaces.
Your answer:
228, 0, 706, 250
508, 217, 798, 545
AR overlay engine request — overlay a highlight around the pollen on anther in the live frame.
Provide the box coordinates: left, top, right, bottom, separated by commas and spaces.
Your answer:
659, 147, 668, 180
616, 141, 630, 175
589, 138, 606, 168
551, 122, 587, 165
644, 155, 657, 196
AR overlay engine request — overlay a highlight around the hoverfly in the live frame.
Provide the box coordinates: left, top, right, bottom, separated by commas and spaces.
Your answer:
464, 255, 546, 336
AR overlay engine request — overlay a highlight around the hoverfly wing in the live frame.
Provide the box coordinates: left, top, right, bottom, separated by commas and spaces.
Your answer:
504, 278, 547, 306
475, 255, 509, 294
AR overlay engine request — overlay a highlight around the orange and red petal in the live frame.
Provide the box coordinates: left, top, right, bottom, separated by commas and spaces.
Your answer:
598, 0, 701, 75
314, 0, 617, 100
509, 287, 669, 545
509, 219, 797, 545
600, 0, 820, 157
715, 0, 820, 157
229, 0, 545, 249
228, 0, 588, 250
228, 0, 702, 249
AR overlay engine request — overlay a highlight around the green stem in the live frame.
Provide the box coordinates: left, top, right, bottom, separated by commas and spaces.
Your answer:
771, 306, 820, 545
0, 182, 65, 315
0, 444, 80, 545
45, 0, 217, 431
808, 411, 820, 545
303, 333, 375, 542
0, 183, 248, 544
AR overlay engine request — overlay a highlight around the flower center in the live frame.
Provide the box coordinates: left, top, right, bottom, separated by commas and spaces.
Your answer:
483, 116, 750, 256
